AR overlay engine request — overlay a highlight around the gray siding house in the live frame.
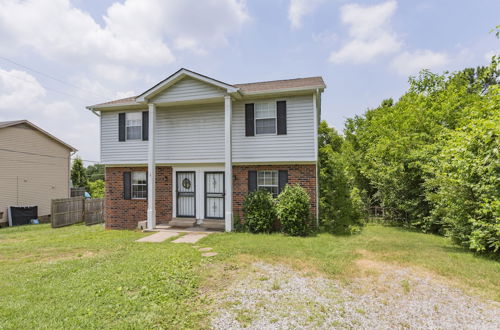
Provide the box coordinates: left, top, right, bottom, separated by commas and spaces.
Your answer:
87, 68, 325, 231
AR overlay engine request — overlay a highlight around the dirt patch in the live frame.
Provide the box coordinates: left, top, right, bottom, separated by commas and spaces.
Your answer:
209, 261, 500, 329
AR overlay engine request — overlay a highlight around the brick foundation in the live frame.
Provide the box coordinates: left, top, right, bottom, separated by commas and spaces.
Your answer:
232, 164, 317, 220
105, 166, 172, 230
105, 164, 316, 230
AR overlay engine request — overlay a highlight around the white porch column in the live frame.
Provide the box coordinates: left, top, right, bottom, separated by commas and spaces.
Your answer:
147, 103, 156, 230
224, 95, 233, 232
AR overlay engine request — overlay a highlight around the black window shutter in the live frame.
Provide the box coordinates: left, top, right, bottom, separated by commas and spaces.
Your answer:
245, 103, 255, 136
145, 171, 148, 200
248, 171, 257, 192
118, 113, 126, 141
123, 172, 131, 200
278, 170, 288, 193
142, 111, 149, 141
277, 101, 287, 135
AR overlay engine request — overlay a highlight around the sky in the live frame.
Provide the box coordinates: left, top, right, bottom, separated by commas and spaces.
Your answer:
0, 0, 498, 164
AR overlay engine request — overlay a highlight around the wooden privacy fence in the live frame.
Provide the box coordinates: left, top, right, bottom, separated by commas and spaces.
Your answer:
51, 197, 104, 228
84, 198, 104, 225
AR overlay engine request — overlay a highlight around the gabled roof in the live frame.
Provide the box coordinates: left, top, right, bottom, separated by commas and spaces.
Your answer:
0, 120, 77, 152
87, 68, 326, 110
135, 68, 238, 103
235, 76, 325, 94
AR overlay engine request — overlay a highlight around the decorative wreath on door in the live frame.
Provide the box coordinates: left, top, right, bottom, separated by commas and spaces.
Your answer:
182, 178, 191, 189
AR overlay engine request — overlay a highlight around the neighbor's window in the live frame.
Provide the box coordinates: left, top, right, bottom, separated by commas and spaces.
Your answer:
257, 170, 278, 197
126, 112, 142, 140
132, 171, 147, 199
255, 102, 276, 134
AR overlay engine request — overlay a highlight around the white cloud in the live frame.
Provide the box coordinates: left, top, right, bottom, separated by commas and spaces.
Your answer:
0, 0, 250, 65
390, 50, 449, 75
0, 68, 96, 158
484, 49, 499, 61
329, 0, 401, 64
0, 69, 46, 108
288, 0, 325, 29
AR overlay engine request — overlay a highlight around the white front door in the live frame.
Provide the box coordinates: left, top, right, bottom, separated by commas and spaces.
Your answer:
205, 172, 225, 219
176, 171, 195, 217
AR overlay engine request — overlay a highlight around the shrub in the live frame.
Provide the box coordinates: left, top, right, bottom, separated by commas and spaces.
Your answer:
243, 190, 276, 233
88, 179, 105, 198
276, 184, 311, 236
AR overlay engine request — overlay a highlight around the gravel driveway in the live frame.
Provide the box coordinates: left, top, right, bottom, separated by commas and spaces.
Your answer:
210, 261, 500, 329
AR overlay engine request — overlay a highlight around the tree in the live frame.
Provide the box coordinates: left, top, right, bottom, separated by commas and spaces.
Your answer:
318, 120, 365, 234
71, 156, 88, 188
86, 164, 105, 182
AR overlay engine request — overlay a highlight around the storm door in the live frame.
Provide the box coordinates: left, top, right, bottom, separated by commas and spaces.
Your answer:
176, 171, 195, 217
204, 172, 225, 219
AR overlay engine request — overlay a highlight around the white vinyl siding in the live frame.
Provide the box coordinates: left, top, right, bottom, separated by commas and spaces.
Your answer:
152, 77, 226, 104
100, 93, 316, 164
101, 111, 148, 164
232, 95, 316, 163
156, 103, 224, 163
100, 104, 224, 164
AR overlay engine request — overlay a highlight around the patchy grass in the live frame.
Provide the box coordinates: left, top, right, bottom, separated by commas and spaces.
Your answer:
0, 223, 498, 329
0, 224, 206, 329
202, 224, 500, 301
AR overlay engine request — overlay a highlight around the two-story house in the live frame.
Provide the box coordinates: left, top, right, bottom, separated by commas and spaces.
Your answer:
87, 69, 325, 231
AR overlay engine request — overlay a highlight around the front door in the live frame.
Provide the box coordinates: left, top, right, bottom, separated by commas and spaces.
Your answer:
176, 171, 195, 217
205, 172, 225, 219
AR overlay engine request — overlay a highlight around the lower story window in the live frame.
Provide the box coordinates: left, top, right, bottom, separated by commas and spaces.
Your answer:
132, 171, 147, 199
257, 170, 278, 197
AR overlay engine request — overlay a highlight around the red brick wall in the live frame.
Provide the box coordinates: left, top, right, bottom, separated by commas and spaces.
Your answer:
105, 166, 172, 230
105, 164, 316, 230
232, 164, 317, 220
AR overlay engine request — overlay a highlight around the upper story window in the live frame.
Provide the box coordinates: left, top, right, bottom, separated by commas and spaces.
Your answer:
257, 170, 278, 197
126, 112, 142, 140
132, 171, 147, 199
255, 102, 276, 135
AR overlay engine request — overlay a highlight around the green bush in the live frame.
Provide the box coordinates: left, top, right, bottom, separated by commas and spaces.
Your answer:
276, 184, 311, 236
426, 115, 500, 253
242, 190, 276, 233
88, 179, 105, 198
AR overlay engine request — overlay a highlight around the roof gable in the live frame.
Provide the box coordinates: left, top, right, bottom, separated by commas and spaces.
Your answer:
136, 68, 237, 103
0, 120, 77, 151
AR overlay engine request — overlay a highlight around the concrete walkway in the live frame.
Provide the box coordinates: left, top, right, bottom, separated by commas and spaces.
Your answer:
135, 231, 179, 243
172, 233, 209, 244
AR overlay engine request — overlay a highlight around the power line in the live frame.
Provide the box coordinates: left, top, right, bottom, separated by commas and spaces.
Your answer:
0, 70, 90, 103
0, 55, 112, 100
0, 148, 100, 163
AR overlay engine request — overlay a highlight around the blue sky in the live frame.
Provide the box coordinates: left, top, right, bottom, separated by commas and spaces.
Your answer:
0, 0, 498, 163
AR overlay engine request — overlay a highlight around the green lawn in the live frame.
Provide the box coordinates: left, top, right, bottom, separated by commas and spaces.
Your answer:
0, 224, 498, 329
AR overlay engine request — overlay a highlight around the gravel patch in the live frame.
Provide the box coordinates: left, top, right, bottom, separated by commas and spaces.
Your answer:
211, 262, 500, 329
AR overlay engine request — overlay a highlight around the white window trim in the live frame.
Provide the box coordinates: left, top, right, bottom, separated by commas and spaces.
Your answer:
126, 112, 142, 141
257, 170, 278, 196
131, 171, 147, 200
254, 102, 277, 135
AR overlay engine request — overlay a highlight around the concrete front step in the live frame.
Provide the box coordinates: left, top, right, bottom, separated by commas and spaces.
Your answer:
169, 218, 196, 228
200, 219, 225, 230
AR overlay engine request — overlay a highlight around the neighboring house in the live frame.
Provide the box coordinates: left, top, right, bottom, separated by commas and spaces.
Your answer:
0, 120, 76, 226
87, 68, 325, 231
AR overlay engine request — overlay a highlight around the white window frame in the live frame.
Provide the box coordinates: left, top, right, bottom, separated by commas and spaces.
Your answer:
257, 170, 278, 197
254, 102, 277, 135
131, 171, 147, 199
126, 112, 142, 140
